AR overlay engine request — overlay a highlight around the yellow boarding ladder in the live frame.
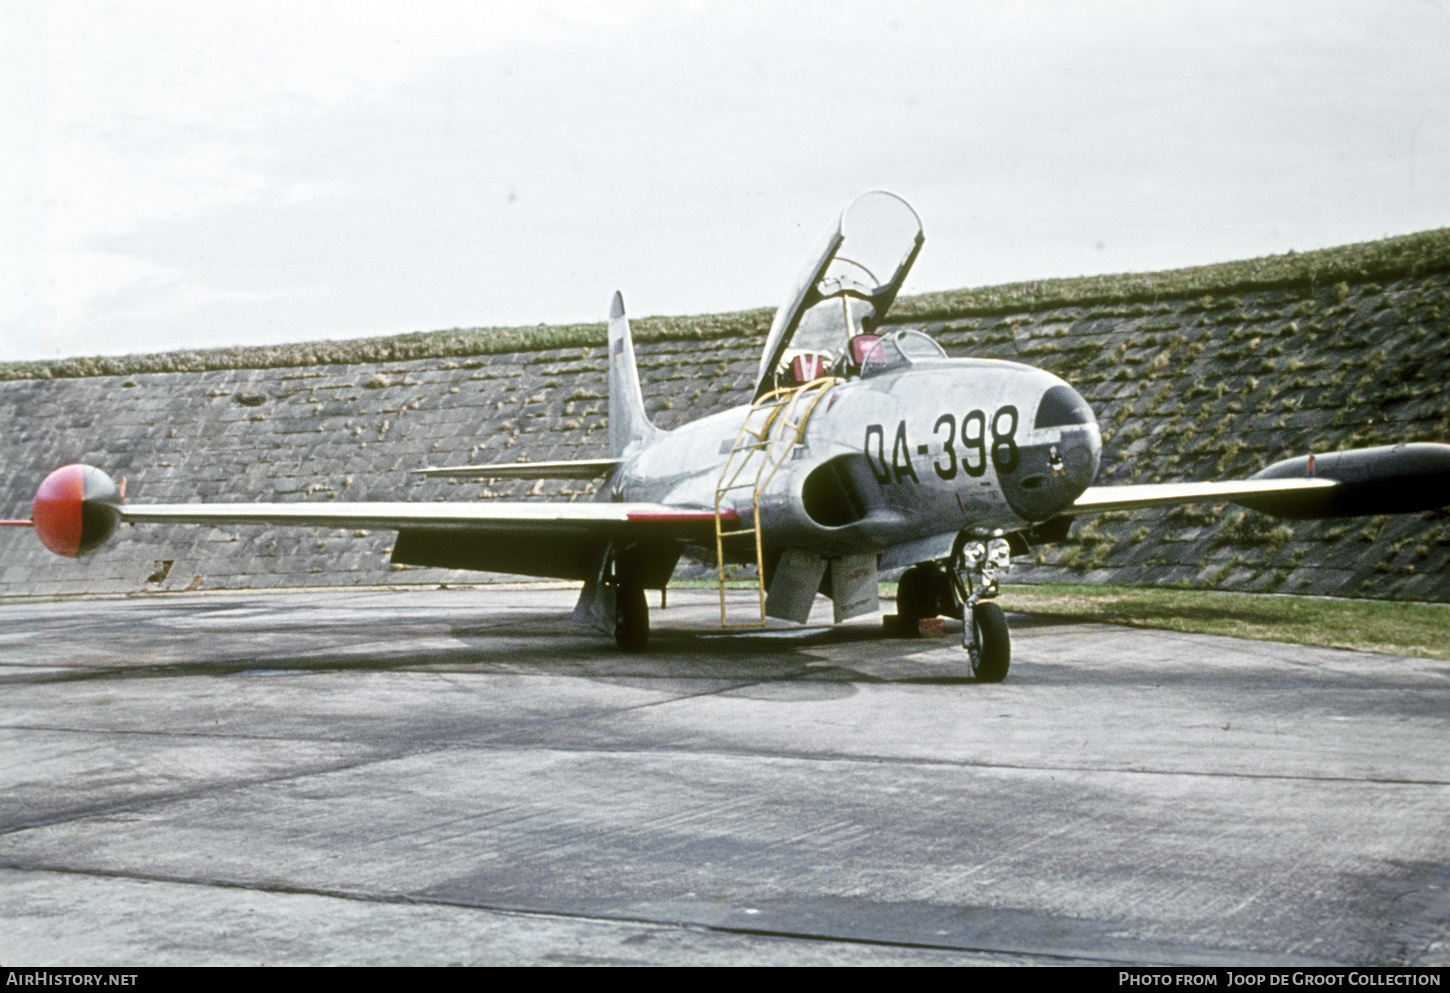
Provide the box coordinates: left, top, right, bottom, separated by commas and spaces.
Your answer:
714, 378, 839, 626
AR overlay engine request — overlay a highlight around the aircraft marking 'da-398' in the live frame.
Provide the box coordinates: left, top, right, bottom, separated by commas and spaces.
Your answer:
11, 192, 1450, 681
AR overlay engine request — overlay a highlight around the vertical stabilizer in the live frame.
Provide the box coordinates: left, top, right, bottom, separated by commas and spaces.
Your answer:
607, 291, 660, 458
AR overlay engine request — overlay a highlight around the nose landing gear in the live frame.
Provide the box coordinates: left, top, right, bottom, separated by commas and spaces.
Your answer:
614, 583, 650, 652
893, 535, 1014, 681
952, 536, 1013, 682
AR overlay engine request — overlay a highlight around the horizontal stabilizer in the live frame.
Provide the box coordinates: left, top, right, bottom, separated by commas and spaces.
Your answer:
1069, 478, 1338, 515
412, 458, 620, 480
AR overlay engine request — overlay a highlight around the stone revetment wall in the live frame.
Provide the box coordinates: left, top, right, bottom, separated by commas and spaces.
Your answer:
2, 264, 1447, 602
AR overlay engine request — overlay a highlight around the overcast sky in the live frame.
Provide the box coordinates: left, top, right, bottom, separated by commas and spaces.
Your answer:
2, 0, 1447, 362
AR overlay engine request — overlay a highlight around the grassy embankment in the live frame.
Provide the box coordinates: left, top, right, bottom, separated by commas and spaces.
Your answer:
4, 226, 1448, 381
991, 584, 1449, 660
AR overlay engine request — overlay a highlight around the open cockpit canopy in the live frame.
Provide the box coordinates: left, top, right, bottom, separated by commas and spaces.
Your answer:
753, 191, 924, 398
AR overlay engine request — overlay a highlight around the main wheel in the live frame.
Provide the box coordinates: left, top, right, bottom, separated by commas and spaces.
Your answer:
897, 566, 936, 631
615, 584, 650, 652
969, 602, 1010, 682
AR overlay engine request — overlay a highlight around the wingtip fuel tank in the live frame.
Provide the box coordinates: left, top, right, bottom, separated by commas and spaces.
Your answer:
32, 464, 123, 557
1240, 442, 1450, 519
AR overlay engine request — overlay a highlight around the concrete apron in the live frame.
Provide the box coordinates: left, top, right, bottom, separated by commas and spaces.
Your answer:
0, 587, 1445, 966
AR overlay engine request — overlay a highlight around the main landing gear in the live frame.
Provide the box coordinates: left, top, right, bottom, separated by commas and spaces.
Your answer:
895, 562, 960, 629
895, 535, 1013, 682
614, 583, 650, 652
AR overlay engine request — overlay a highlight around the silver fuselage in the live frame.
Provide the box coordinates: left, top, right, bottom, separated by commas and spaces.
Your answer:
613, 357, 1101, 559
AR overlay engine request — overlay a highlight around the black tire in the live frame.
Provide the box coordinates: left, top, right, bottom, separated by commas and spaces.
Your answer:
897, 566, 936, 628
615, 584, 650, 652
969, 602, 1010, 682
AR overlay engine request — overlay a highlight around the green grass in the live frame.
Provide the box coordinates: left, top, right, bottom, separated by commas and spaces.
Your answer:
991, 583, 1450, 660
5, 225, 1447, 382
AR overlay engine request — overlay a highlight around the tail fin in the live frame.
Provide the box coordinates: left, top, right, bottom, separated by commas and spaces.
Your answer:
607, 291, 660, 458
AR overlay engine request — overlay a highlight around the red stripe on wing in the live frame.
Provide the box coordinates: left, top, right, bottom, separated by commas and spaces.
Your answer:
626, 509, 739, 524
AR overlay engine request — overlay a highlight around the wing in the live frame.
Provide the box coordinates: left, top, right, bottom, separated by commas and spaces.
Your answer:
1067, 478, 1338, 515
27, 464, 734, 574
411, 458, 620, 480
113, 500, 732, 584
116, 499, 725, 535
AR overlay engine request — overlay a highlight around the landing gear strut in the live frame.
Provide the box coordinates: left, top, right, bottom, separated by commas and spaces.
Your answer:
951, 536, 1013, 682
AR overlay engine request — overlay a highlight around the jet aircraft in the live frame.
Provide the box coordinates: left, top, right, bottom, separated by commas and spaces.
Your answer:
13, 192, 1450, 681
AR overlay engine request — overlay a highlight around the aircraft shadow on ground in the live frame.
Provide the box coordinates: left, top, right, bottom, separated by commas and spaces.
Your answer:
12, 607, 1004, 687
17, 603, 1351, 693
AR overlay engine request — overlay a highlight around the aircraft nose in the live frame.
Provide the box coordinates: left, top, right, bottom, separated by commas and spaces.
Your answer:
999, 384, 1101, 521
1055, 425, 1100, 490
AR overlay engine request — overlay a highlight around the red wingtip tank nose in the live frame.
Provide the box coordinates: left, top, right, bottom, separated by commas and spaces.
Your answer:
32, 464, 123, 558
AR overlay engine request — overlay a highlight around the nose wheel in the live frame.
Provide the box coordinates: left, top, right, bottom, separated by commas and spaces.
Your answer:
966, 601, 1010, 682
